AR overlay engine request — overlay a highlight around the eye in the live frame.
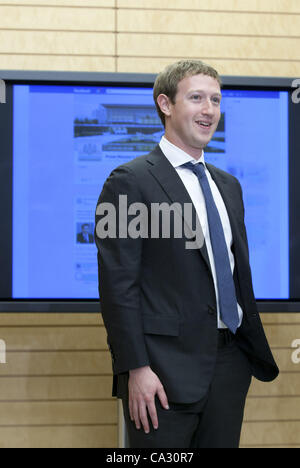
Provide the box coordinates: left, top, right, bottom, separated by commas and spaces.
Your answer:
190, 94, 201, 101
212, 96, 221, 105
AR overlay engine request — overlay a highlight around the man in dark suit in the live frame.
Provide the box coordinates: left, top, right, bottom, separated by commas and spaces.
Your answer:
95, 60, 279, 448
77, 223, 94, 244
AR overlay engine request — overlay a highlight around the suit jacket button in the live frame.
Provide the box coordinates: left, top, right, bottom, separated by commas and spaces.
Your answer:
208, 305, 216, 315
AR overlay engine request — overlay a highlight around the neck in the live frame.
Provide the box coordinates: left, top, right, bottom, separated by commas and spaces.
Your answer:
163, 133, 203, 161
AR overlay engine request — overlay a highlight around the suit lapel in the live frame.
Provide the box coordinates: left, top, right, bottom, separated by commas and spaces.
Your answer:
146, 146, 211, 271
205, 163, 241, 246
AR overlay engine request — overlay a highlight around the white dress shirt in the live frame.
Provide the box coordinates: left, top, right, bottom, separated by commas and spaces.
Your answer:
159, 136, 243, 329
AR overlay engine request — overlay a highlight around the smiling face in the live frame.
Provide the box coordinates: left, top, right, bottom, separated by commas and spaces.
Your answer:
157, 74, 222, 159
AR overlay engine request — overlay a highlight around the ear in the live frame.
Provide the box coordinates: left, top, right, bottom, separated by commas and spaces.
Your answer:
156, 94, 172, 118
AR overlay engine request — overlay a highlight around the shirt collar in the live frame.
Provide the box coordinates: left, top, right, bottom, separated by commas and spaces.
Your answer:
159, 136, 206, 169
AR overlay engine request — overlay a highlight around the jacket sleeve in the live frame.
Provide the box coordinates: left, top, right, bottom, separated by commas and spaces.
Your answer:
95, 165, 150, 375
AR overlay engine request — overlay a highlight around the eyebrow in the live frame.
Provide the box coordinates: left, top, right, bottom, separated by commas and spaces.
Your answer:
188, 90, 222, 98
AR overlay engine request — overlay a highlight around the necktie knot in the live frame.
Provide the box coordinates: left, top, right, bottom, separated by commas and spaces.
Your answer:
182, 161, 205, 179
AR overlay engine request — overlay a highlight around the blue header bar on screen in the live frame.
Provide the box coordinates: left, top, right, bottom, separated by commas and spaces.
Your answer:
29, 85, 154, 95
29, 85, 280, 99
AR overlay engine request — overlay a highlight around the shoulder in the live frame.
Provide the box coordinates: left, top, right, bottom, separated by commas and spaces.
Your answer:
106, 146, 160, 182
119, 153, 151, 175
98, 147, 160, 202
206, 162, 242, 189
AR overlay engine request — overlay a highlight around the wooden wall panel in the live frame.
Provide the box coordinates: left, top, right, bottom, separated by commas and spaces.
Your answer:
0, 426, 117, 449
0, 6, 115, 30
115, 0, 300, 77
0, 1, 299, 75
0, 1, 116, 72
0, 55, 115, 72
118, 9, 300, 36
117, 34, 300, 62
0, 313, 117, 448
0, 313, 102, 326
0, 400, 117, 425
241, 422, 300, 448
0, 351, 112, 375
0, 312, 299, 447
117, 56, 300, 78
0, 376, 113, 400
0, 0, 299, 75
245, 397, 300, 420
117, 0, 300, 13
4, 0, 300, 12
0, 1, 115, 6
249, 373, 299, 398
0, 31, 115, 55
1, 325, 107, 350
240, 313, 300, 448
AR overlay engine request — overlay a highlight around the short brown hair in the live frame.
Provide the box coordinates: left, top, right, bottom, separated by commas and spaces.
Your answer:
153, 59, 222, 127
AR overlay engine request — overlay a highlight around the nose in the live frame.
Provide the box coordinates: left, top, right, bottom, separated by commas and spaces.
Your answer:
201, 97, 214, 115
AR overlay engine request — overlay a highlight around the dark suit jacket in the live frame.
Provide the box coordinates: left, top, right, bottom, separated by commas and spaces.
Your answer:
77, 232, 94, 244
95, 146, 279, 403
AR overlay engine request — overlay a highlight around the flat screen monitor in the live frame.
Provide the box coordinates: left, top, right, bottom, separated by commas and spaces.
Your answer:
0, 71, 299, 311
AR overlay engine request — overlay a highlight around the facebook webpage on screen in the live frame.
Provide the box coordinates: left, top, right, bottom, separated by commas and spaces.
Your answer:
13, 85, 289, 299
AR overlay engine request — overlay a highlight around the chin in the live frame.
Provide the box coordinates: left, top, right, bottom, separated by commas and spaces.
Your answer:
196, 139, 210, 149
